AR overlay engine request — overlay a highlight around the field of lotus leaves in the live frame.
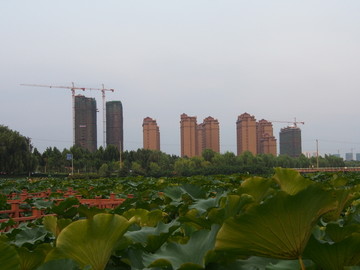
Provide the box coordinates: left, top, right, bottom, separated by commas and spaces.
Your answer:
1, 168, 360, 270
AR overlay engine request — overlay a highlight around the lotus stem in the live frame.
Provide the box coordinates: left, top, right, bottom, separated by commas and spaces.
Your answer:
298, 255, 306, 270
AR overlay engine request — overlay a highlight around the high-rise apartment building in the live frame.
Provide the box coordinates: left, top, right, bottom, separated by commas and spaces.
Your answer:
143, 117, 160, 151
180, 114, 220, 157
74, 95, 97, 152
180, 114, 197, 157
236, 113, 257, 155
106, 101, 123, 151
257, 119, 277, 156
199, 116, 220, 154
279, 126, 302, 157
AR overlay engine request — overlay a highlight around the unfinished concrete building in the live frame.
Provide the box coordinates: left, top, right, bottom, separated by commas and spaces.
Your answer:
74, 95, 97, 152
106, 101, 123, 151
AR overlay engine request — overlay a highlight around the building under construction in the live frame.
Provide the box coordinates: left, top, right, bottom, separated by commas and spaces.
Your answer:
279, 126, 302, 157
74, 95, 97, 152
106, 101, 123, 151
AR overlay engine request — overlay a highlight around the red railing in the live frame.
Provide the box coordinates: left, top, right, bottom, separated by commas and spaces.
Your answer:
0, 189, 126, 231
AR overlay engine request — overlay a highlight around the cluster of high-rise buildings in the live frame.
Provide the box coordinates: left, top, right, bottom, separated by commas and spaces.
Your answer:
74, 95, 123, 152
142, 112, 302, 158
74, 99, 302, 158
180, 114, 220, 157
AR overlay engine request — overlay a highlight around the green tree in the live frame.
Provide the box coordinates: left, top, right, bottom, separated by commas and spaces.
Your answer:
0, 125, 36, 174
202, 149, 216, 162
98, 163, 110, 177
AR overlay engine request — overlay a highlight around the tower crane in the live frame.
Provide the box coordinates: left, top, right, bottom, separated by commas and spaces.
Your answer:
84, 84, 115, 147
20, 83, 115, 147
269, 118, 304, 128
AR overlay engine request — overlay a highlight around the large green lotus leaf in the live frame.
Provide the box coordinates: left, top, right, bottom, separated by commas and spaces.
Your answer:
189, 196, 222, 215
123, 209, 164, 227
36, 259, 83, 270
43, 216, 72, 238
272, 168, 313, 195
17, 243, 52, 270
0, 240, 21, 270
304, 234, 360, 270
32, 199, 54, 210
323, 188, 358, 222
208, 257, 312, 270
178, 208, 213, 230
163, 186, 184, 201
207, 194, 254, 225
77, 205, 106, 219
215, 185, 335, 260
143, 224, 220, 270
50, 197, 80, 219
181, 183, 207, 199
265, 259, 316, 270
238, 176, 274, 204
163, 184, 207, 202
13, 226, 49, 247
325, 223, 360, 243
45, 213, 132, 270
125, 220, 179, 252
329, 175, 350, 188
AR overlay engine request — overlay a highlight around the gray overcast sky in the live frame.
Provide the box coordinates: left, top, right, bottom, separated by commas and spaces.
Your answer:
1, 0, 360, 158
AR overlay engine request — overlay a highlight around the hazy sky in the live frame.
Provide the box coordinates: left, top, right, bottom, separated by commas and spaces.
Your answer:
1, 0, 360, 158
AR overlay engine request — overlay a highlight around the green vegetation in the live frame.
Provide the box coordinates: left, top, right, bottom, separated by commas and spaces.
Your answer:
22, 146, 350, 177
0, 125, 37, 174
1, 125, 355, 177
1, 169, 360, 269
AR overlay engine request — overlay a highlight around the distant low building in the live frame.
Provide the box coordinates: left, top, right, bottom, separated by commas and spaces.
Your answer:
346, 152, 354, 161
356, 153, 360, 161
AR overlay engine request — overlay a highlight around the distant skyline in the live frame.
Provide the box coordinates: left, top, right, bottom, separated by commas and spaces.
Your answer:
1, 1, 360, 158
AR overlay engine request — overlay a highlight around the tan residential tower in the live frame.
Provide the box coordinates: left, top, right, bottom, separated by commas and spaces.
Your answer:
143, 117, 160, 151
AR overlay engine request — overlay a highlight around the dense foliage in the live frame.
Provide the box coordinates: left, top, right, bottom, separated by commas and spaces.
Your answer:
0, 125, 353, 177
0, 125, 37, 174
1, 169, 360, 269
29, 147, 349, 177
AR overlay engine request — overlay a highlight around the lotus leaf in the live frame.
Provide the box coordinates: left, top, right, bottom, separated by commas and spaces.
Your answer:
0, 240, 20, 270
125, 220, 179, 252
304, 233, 360, 270
215, 185, 335, 265
17, 243, 52, 270
272, 168, 313, 195
43, 216, 72, 237
238, 176, 274, 205
143, 224, 220, 269
323, 188, 358, 222
123, 208, 164, 227
45, 213, 132, 270
36, 258, 82, 270
13, 226, 49, 247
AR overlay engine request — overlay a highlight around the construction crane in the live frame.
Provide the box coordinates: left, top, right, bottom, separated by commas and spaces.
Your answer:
20, 83, 115, 147
270, 118, 305, 128
85, 84, 115, 147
